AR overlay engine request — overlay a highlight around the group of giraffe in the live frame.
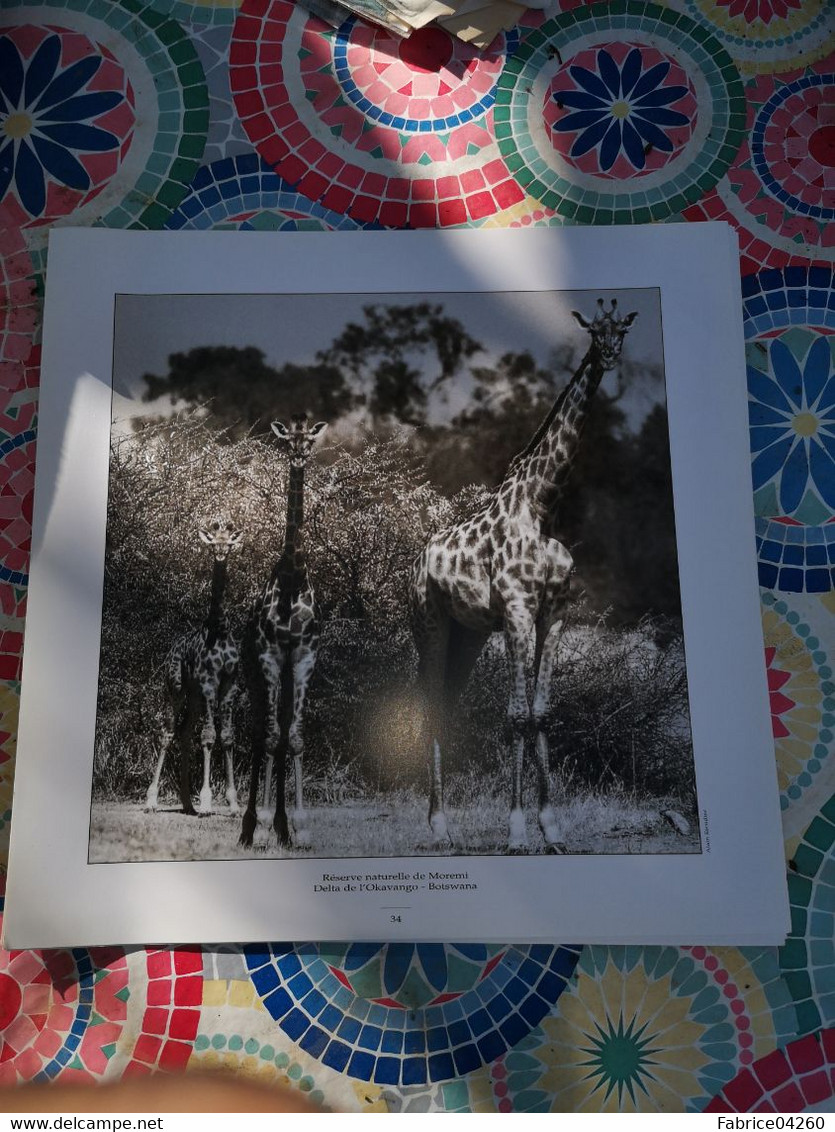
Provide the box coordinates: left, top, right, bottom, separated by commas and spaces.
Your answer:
145, 299, 637, 855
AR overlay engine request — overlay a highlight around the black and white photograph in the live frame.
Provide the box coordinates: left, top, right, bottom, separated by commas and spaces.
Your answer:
89, 285, 701, 863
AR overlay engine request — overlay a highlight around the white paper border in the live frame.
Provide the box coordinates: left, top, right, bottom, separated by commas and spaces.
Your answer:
4, 224, 788, 947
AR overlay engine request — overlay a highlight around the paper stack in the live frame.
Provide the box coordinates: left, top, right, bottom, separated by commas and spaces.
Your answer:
298, 0, 546, 50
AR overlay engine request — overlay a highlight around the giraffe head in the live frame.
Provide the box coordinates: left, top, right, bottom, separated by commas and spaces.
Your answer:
198, 519, 243, 561
571, 298, 638, 371
271, 415, 328, 468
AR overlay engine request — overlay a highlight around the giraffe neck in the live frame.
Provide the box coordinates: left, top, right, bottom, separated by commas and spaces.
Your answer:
205, 557, 228, 649
272, 464, 309, 613
503, 345, 605, 516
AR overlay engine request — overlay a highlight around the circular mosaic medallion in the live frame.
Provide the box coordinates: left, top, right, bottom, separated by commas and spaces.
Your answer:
478, 945, 796, 1112
685, 67, 835, 272
244, 941, 580, 1086
0, 24, 137, 228
747, 328, 835, 525
543, 42, 698, 181
760, 595, 833, 828
165, 154, 368, 230
779, 796, 835, 1038
230, 0, 525, 227
750, 74, 835, 226
668, 0, 833, 77
0, 0, 208, 232
0, 888, 129, 1084
495, 2, 745, 223
706, 1028, 835, 1113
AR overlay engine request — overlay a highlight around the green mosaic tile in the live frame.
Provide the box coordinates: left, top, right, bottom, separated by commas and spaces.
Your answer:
156, 20, 183, 45
794, 843, 825, 877
133, 202, 170, 229
139, 6, 168, 29
801, 819, 832, 851
795, 1000, 823, 1034
182, 85, 206, 110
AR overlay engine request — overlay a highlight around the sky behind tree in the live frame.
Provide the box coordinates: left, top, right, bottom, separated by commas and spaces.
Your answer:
113, 287, 665, 432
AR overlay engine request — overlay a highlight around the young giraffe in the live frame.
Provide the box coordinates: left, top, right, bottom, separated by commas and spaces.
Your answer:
240, 416, 327, 850
410, 299, 637, 853
146, 519, 243, 816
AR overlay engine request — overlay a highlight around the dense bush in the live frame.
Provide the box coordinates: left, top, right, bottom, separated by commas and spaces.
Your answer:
94, 413, 695, 813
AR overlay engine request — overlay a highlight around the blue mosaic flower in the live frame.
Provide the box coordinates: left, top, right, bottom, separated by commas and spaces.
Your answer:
0, 34, 123, 218
749, 336, 835, 514
552, 47, 690, 172
340, 942, 494, 1003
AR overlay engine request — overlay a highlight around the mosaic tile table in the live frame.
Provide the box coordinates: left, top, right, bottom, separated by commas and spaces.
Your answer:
0, 0, 833, 1113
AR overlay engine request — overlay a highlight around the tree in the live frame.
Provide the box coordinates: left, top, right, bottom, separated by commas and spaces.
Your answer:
142, 346, 355, 439
317, 303, 482, 426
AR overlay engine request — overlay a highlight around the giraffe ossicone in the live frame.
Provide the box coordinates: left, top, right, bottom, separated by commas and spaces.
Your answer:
410, 297, 637, 854
145, 517, 244, 817
240, 414, 328, 852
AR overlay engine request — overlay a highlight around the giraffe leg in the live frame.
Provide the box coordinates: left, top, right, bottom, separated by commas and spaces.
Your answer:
145, 698, 176, 811
504, 608, 536, 853
272, 660, 293, 848
259, 758, 272, 820
197, 686, 218, 814
532, 617, 567, 853
240, 665, 270, 848
416, 606, 452, 848
219, 682, 239, 815
287, 641, 317, 848
177, 699, 197, 816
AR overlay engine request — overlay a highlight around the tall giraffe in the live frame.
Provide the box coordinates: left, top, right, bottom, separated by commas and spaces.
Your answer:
146, 519, 243, 816
409, 299, 637, 853
240, 415, 327, 850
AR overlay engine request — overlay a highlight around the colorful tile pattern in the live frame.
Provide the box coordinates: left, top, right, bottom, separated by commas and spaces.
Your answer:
243, 941, 580, 1086
780, 795, 835, 1039
684, 65, 834, 273
165, 152, 368, 228
144, 0, 242, 27
760, 593, 834, 821
668, 0, 833, 77
230, 0, 526, 227
126, 948, 204, 1074
0, 885, 130, 1084
190, 22, 251, 163
706, 1029, 835, 1113
0, 0, 832, 1114
1, 0, 209, 232
485, 945, 797, 1113
495, 2, 746, 224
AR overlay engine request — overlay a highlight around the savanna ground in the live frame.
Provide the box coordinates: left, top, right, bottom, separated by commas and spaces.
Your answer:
89, 782, 699, 864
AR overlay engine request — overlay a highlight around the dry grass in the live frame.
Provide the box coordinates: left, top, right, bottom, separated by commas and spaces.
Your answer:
88, 781, 699, 864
